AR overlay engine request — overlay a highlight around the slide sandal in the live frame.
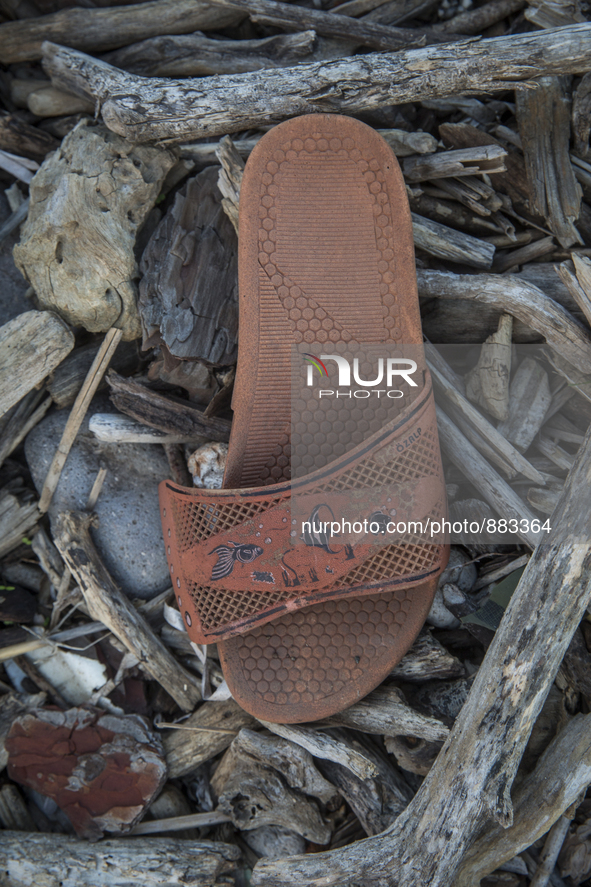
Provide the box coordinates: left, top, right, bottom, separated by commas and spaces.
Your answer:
160, 115, 448, 723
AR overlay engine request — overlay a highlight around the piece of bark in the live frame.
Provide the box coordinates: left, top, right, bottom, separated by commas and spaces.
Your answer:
7, 705, 167, 840
0, 389, 51, 469
417, 269, 591, 375
412, 212, 495, 268
0, 832, 240, 886
391, 628, 465, 681
0, 0, 245, 63
0, 692, 45, 771
139, 167, 238, 365
0, 483, 40, 558
253, 417, 591, 887
260, 722, 378, 780
0, 111, 58, 162
465, 314, 512, 421
516, 76, 582, 248
232, 727, 339, 805
0, 310, 73, 419
558, 253, 591, 328
54, 510, 201, 712
14, 120, 176, 341
47, 339, 139, 409
322, 684, 450, 741
164, 700, 255, 778
316, 730, 414, 835
497, 357, 552, 451
212, 745, 331, 843
103, 30, 322, 77
573, 70, 591, 159
42, 26, 591, 144
107, 371, 232, 443
403, 145, 507, 182
216, 135, 243, 236
437, 408, 541, 548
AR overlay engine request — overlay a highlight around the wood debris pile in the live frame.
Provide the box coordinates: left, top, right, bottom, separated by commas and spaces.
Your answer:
0, 0, 591, 885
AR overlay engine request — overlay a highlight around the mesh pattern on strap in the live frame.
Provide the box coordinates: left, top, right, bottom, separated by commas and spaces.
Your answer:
167, 412, 445, 636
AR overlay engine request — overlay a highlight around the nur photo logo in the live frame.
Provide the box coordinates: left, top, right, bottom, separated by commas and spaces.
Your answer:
303, 352, 419, 399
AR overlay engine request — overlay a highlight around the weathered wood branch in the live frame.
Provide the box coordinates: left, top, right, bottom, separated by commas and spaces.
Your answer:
0, 0, 245, 64
164, 700, 255, 778
417, 269, 591, 374
516, 75, 582, 248
253, 421, 591, 887
42, 25, 591, 143
0, 832, 241, 886
54, 510, 201, 712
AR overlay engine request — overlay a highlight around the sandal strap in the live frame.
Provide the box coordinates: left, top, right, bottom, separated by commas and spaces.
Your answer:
160, 377, 447, 644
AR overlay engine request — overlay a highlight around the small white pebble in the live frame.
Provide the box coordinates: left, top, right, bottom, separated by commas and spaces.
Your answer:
187, 442, 228, 489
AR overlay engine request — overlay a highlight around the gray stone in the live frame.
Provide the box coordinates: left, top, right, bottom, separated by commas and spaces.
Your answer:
25, 401, 171, 599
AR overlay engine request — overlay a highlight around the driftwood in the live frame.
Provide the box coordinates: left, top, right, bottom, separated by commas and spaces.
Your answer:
465, 314, 512, 421
417, 269, 591, 374
0, 310, 73, 419
14, 119, 176, 341
390, 629, 465, 681
261, 722, 379, 781
316, 731, 414, 836
89, 413, 206, 445
164, 700, 255, 778
103, 31, 342, 78
558, 253, 591, 328
231, 728, 339, 805
47, 339, 138, 409
0, 390, 51, 470
253, 419, 591, 887
403, 145, 507, 181
42, 26, 591, 143
54, 510, 201, 712
437, 408, 541, 547
211, 742, 332, 843
516, 75, 582, 248
322, 685, 450, 742
0, 483, 39, 558
139, 167, 238, 365
0, 832, 240, 886
412, 212, 495, 269
107, 371, 232, 443
497, 358, 552, 451
0, 111, 58, 162
26, 85, 94, 117
0, 0, 245, 63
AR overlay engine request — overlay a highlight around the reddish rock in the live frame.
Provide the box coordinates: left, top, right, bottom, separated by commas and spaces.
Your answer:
6, 706, 167, 840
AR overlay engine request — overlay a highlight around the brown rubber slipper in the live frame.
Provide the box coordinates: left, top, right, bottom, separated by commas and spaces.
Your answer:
160, 114, 448, 723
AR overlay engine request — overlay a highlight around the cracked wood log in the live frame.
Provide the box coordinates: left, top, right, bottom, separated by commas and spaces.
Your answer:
516, 75, 582, 248
54, 510, 201, 712
252, 418, 591, 887
417, 269, 591, 374
0, 0, 245, 64
42, 25, 591, 144
0, 833, 241, 886
0, 310, 74, 419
